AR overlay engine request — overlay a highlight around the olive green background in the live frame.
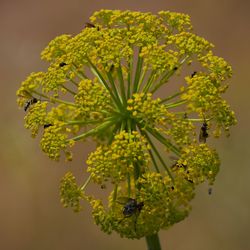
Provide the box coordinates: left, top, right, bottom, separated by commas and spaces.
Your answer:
1, 0, 249, 249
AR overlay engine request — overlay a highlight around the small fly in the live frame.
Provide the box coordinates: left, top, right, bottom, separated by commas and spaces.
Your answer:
199, 120, 209, 143
117, 197, 144, 232
24, 98, 38, 112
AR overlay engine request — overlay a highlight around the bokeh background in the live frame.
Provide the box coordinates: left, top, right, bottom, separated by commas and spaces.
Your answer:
1, 0, 249, 249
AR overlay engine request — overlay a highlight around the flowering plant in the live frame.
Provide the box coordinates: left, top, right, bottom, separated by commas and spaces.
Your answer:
17, 10, 236, 249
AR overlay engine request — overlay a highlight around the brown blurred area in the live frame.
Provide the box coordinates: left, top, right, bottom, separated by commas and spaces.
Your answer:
0, 0, 249, 249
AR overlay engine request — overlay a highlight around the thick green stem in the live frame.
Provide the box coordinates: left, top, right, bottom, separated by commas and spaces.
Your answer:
145, 234, 162, 250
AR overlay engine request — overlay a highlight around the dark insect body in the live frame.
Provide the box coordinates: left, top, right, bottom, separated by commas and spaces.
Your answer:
117, 197, 144, 232
85, 22, 100, 31
199, 121, 209, 143
122, 198, 144, 217
24, 98, 38, 111
191, 71, 197, 78
208, 187, 212, 195
59, 62, 67, 67
44, 124, 53, 129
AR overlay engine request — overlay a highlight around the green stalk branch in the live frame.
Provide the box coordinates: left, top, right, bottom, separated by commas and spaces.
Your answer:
165, 100, 187, 109
137, 66, 148, 92
61, 85, 76, 95
151, 56, 190, 94
31, 90, 76, 107
160, 92, 183, 104
145, 126, 181, 156
117, 64, 127, 105
142, 70, 157, 94
80, 175, 91, 190
87, 57, 123, 111
140, 129, 173, 180
148, 148, 160, 173
106, 70, 123, 108
133, 47, 143, 93
69, 118, 117, 142
127, 55, 133, 99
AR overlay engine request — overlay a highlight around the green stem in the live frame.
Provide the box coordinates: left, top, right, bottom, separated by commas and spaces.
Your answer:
160, 91, 183, 104
80, 175, 91, 190
165, 100, 187, 109
148, 148, 160, 173
117, 64, 127, 105
106, 70, 123, 108
136, 66, 148, 92
61, 85, 76, 95
66, 119, 102, 126
87, 57, 122, 110
142, 70, 157, 94
145, 234, 162, 250
72, 64, 88, 79
151, 56, 190, 94
31, 90, 76, 107
127, 56, 133, 99
133, 47, 143, 93
145, 126, 181, 156
141, 129, 173, 180
67, 77, 79, 87
69, 118, 117, 142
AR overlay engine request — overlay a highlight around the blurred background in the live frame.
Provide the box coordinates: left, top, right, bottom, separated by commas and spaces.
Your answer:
1, 0, 249, 249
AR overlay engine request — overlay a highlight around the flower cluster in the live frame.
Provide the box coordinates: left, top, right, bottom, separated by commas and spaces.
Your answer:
60, 172, 84, 212
17, 9, 236, 239
24, 101, 48, 137
89, 172, 194, 239
173, 144, 220, 185
127, 93, 195, 145
87, 131, 150, 184
40, 121, 74, 161
74, 78, 112, 120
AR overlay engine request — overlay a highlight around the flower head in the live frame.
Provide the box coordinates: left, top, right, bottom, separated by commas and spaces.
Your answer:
17, 9, 236, 239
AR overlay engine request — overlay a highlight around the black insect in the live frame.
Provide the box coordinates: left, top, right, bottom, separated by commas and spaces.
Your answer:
191, 71, 197, 78
208, 187, 212, 195
117, 197, 144, 232
173, 66, 178, 71
199, 120, 209, 143
24, 98, 38, 112
85, 22, 100, 31
122, 198, 144, 217
59, 62, 67, 67
44, 124, 53, 129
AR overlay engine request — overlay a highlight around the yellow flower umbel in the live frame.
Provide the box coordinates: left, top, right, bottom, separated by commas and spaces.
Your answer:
17, 9, 236, 245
